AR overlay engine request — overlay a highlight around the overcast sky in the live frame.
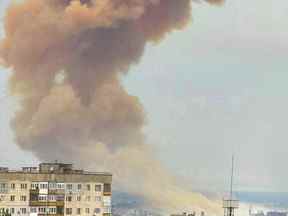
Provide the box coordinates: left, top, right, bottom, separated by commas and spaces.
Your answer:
0, 0, 288, 193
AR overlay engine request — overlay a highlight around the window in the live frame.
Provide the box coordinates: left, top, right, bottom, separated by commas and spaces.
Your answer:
48, 195, 56, 201
104, 207, 112, 213
66, 196, 72, 202
40, 183, 48, 189
66, 184, 73, 190
77, 208, 81, 215
10, 208, 14, 214
66, 208, 72, 215
30, 208, 37, 213
95, 196, 102, 202
20, 183, 27, 189
86, 184, 91, 191
10, 183, 15, 190
10, 195, 15, 201
57, 207, 64, 214
95, 184, 102, 192
0, 195, 5, 202
77, 184, 82, 190
0, 183, 7, 193
94, 208, 101, 214
77, 196, 81, 201
31, 183, 39, 190
49, 182, 57, 189
20, 196, 27, 201
39, 207, 46, 213
49, 208, 56, 214
30, 194, 38, 201
0, 183, 7, 189
39, 195, 47, 201
104, 184, 111, 193
103, 196, 111, 207
57, 183, 64, 189
21, 208, 26, 214
85, 208, 90, 214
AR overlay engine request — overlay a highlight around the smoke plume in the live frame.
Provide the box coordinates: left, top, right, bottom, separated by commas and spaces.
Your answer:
1, 0, 223, 213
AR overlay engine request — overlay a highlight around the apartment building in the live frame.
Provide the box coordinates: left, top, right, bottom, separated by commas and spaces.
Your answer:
0, 163, 112, 216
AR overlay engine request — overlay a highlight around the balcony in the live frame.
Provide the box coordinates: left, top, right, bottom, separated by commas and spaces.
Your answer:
30, 189, 39, 194
29, 200, 64, 207
103, 192, 112, 196
48, 189, 65, 195
38, 214, 64, 216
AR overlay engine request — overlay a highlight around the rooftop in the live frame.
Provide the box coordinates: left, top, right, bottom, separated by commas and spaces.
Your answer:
0, 162, 112, 176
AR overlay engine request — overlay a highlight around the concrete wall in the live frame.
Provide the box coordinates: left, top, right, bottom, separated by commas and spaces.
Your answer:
64, 182, 108, 216
0, 180, 31, 216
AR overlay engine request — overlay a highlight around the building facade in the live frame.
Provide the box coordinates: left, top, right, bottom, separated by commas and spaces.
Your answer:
0, 163, 112, 216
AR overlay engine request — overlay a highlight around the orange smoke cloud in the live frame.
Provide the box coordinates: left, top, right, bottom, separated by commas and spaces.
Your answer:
0, 0, 223, 213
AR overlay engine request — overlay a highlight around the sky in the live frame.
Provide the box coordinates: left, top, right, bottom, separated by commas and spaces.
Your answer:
0, 0, 288, 193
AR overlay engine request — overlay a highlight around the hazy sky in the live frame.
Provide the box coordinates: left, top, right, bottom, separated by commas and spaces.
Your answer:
0, 0, 288, 193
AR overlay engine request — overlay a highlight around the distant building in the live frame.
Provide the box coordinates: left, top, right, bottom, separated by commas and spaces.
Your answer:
251, 211, 265, 216
250, 211, 287, 216
171, 212, 197, 216
0, 163, 112, 216
267, 212, 287, 216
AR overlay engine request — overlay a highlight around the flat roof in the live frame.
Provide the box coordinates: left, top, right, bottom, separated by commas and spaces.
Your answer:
0, 172, 112, 183
40, 162, 72, 165
0, 163, 112, 183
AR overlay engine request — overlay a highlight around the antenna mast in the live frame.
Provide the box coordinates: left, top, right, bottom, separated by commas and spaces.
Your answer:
230, 155, 234, 200
223, 155, 239, 216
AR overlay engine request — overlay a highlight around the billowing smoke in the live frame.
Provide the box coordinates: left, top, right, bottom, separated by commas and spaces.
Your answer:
0, 0, 223, 213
